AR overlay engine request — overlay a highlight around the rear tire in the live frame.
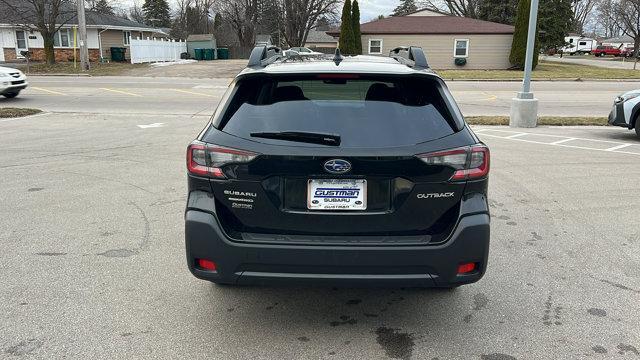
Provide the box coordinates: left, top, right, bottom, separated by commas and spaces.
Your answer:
2, 92, 19, 98
635, 123, 640, 138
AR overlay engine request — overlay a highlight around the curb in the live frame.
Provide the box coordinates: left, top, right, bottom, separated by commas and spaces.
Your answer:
25, 73, 92, 77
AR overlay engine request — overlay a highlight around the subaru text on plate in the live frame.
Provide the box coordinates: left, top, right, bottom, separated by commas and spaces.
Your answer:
185, 46, 490, 288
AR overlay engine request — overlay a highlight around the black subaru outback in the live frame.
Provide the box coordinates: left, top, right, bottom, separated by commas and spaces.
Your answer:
185, 46, 490, 288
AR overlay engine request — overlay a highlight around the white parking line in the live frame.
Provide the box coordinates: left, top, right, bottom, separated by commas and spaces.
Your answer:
477, 130, 640, 156
505, 133, 528, 139
605, 144, 633, 151
550, 138, 577, 145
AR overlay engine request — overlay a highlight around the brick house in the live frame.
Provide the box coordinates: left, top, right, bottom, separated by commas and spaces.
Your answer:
0, 2, 168, 63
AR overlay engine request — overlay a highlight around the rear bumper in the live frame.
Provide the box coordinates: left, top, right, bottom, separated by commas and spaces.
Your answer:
185, 210, 490, 287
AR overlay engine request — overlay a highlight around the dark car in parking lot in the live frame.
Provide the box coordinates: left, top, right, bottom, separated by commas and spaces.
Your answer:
185, 46, 491, 288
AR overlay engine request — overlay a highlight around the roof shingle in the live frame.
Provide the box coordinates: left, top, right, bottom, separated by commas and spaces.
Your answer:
329, 16, 514, 35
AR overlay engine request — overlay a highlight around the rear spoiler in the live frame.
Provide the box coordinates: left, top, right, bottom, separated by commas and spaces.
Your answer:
389, 46, 429, 69
247, 45, 283, 68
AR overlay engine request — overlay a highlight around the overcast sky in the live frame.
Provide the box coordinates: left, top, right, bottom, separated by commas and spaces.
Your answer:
113, 0, 399, 24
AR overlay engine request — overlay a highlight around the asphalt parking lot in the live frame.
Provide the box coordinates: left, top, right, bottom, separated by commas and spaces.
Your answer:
1, 82, 640, 359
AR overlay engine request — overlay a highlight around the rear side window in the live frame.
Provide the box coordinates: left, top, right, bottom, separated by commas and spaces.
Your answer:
212, 75, 459, 148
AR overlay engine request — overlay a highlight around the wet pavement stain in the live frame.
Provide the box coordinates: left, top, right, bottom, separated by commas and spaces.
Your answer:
592, 345, 607, 354
463, 314, 473, 323
265, 302, 278, 310
480, 354, 517, 360
97, 249, 137, 258
297, 336, 310, 342
27, 187, 44, 192
542, 295, 562, 326
617, 343, 639, 356
375, 327, 415, 360
473, 293, 489, 311
587, 308, 607, 317
4, 339, 43, 356
598, 279, 640, 294
506, 222, 517, 226
330, 315, 357, 327
363, 313, 379, 318
346, 299, 362, 305
35, 252, 67, 256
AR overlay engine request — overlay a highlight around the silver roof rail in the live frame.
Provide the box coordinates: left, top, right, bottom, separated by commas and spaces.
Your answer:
247, 45, 284, 68
389, 46, 429, 69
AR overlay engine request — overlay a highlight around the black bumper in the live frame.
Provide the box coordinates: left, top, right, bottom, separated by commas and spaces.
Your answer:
185, 211, 490, 287
608, 102, 628, 127
1, 84, 27, 95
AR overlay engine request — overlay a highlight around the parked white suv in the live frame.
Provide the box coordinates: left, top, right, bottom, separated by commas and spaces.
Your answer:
609, 90, 640, 137
0, 66, 28, 98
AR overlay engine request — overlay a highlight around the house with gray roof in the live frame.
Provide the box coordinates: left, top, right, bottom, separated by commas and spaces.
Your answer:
304, 30, 338, 49
0, 0, 168, 63
602, 35, 634, 49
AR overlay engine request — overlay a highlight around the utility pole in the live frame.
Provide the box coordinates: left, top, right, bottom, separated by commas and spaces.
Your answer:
510, 0, 540, 128
77, 0, 90, 71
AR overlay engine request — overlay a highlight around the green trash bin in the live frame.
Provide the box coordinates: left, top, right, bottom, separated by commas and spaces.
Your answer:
194, 48, 204, 61
110, 47, 126, 62
216, 48, 229, 60
204, 48, 215, 60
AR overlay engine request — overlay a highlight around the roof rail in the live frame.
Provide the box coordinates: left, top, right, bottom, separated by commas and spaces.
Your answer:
388, 46, 429, 69
247, 45, 283, 68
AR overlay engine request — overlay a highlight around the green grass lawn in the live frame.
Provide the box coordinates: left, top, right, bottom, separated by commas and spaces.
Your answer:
466, 116, 608, 126
0, 107, 42, 118
438, 61, 640, 80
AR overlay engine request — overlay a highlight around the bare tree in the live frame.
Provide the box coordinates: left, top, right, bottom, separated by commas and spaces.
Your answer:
597, 0, 623, 37
279, 0, 340, 46
571, 0, 597, 33
616, 0, 640, 68
419, 0, 481, 18
0, 0, 75, 64
214, 0, 260, 48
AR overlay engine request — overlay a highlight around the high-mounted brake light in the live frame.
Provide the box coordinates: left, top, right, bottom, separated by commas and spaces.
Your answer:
186, 143, 258, 178
417, 145, 490, 181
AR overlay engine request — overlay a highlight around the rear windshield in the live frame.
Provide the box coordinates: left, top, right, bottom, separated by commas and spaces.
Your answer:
212, 75, 459, 148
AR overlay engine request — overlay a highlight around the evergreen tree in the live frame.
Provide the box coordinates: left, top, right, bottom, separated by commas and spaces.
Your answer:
93, 0, 114, 15
509, 0, 540, 69
478, 0, 518, 25
392, 0, 417, 16
339, 0, 355, 54
351, 0, 362, 55
142, 0, 171, 27
537, 0, 573, 51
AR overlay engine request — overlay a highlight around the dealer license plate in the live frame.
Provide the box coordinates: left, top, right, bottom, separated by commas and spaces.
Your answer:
307, 179, 367, 210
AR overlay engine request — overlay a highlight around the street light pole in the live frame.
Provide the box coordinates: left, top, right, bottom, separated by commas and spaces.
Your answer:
510, 0, 540, 128
77, 0, 90, 71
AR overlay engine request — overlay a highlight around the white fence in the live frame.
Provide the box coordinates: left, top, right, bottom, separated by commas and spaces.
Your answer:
130, 38, 186, 64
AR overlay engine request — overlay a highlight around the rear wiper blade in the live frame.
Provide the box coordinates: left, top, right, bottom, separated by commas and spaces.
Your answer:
250, 131, 341, 146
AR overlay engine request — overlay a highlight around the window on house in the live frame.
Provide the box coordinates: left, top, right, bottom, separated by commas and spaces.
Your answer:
53, 29, 73, 47
454, 39, 469, 58
123, 31, 131, 45
368, 39, 382, 54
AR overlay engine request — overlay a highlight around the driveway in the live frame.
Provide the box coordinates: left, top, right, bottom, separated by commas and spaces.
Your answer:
544, 55, 640, 70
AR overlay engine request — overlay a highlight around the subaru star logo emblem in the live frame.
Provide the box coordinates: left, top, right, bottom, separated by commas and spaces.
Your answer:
323, 159, 351, 174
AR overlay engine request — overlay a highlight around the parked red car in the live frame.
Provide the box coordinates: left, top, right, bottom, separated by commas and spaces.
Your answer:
592, 46, 622, 57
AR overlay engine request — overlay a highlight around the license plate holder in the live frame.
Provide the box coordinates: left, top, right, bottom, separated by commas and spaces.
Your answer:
307, 179, 367, 211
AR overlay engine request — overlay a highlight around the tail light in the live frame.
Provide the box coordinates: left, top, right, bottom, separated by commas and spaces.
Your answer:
417, 145, 490, 181
187, 142, 258, 178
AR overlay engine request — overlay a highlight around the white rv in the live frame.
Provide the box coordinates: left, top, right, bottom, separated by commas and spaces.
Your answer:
562, 36, 598, 55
